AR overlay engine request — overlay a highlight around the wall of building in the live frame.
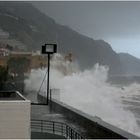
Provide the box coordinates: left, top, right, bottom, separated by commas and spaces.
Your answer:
0, 56, 8, 67
31, 55, 48, 69
0, 100, 30, 139
0, 54, 48, 70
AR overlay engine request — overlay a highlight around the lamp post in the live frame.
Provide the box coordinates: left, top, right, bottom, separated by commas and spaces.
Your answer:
41, 44, 57, 105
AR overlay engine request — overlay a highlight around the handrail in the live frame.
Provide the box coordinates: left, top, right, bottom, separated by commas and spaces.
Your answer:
31, 119, 84, 139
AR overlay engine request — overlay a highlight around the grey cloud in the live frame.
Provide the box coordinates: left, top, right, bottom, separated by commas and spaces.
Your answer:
32, 1, 140, 39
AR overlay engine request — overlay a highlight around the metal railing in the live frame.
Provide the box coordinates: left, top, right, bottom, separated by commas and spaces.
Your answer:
31, 119, 84, 139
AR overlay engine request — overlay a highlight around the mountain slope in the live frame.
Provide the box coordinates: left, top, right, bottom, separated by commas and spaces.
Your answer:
119, 53, 140, 76
0, 2, 57, 49
0, 1, 131, 75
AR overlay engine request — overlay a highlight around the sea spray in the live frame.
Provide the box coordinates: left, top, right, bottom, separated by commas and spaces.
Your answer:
25, 54, 140, 136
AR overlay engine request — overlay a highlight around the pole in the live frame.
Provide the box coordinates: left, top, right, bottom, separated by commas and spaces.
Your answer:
46, 54, 50, 105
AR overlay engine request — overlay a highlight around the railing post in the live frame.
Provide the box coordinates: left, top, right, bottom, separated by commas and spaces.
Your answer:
75, 133, 77, 139
68, 126, 70, 138
66, 125, 68, 138
41, 120, 43, 132
50, 89, 52, 102
71, 128, 72, 139
74, 131, 76, 139
61, 123, 63, 135
53, 121, 55, 134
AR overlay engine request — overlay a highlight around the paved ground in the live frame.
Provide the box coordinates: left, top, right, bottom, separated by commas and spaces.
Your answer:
25, 91, 67, 139
25, 91, 67, 122
31, 104, 67, 122
26, 91, 85, 139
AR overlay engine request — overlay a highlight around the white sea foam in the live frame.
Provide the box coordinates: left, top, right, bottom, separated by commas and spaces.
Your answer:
25, 53, 140, 136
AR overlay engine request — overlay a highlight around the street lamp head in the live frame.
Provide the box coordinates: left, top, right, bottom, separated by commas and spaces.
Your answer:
42, 44, 57, 54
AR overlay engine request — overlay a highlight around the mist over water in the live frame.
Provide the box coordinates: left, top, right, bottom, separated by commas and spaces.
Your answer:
25, 54, 140, 136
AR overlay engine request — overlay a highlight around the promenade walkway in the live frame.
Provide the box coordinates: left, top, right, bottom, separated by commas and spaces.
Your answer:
25, 91, 84, 139
25, 91, 67, 139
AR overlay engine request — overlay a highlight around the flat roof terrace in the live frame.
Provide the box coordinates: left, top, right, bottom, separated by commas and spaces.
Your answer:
0, 91, 26, 100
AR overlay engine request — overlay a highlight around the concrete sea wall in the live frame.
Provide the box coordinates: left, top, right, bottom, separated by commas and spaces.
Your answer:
38, 94, 139, 139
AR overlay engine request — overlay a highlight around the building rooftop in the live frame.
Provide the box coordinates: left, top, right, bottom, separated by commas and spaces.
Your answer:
0, 91, 26, 100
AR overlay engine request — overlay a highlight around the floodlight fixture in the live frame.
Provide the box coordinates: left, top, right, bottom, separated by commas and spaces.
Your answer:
42, 44, 57, 54
41, 43, 57, 105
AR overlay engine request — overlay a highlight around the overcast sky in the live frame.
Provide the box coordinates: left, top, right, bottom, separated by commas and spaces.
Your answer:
33, 1, 140, 58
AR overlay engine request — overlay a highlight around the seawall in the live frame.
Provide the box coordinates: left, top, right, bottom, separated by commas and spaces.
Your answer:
38, 94, 139, 139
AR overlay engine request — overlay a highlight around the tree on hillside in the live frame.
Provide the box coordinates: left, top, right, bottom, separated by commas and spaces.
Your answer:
0, 66, 8, 82
6, 44, 13, 51
0, 66, 9, 90
7, 57, 30, 76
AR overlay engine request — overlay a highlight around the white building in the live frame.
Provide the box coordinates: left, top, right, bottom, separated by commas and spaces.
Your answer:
0, 28, 9, 39
0, 91, 30, 139
0, 48, 10, 56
